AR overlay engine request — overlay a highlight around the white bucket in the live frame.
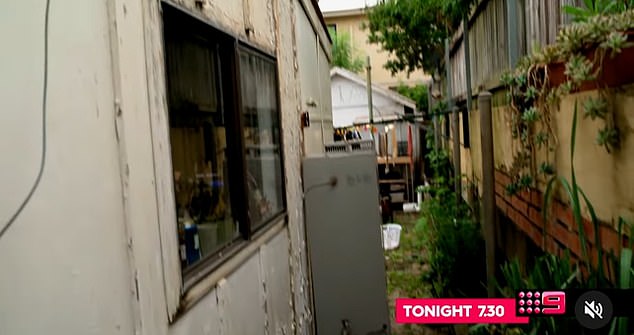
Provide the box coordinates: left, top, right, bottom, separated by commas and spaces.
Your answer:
403, 203, 419, 213
382, 223, 402, 250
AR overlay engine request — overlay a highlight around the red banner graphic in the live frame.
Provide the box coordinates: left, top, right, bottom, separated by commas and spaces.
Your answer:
396, 298, 531, 324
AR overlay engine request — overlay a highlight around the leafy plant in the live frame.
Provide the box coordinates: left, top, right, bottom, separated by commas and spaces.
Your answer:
417, 187, 486, 299
541, 101, 634, 334
563, 0, 634, 23
583, 96, 609, 120
612, 217, 634, 335
469, 323, 525, 335
494, 253, 582, 335
328, 28, 365, 73
394, 83, 429, 113
597, 126, 620, 152
539, 162, 555, 176
365, 0, 478, 76
416, 132, 487, 300
543, 101, 602, 284
565, 54, 596, 85
535, 132, 549, 148
521, 107, 539, 123
601, 31, 629, 57
500, 9, 633, 193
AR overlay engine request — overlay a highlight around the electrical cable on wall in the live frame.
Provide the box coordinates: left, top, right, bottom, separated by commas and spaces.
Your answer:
302, 176, 338, 199
0, 0, 51, 241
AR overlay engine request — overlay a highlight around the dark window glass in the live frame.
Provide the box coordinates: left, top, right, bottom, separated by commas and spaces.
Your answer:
238, 50, 284, 229
162, 7, 287, 278
165, 34, 239, 270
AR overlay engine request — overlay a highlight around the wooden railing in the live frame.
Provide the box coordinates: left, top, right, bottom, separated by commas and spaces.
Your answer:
325, 140, 375, 154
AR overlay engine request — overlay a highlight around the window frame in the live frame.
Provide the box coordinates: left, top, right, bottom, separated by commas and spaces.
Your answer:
160, 3, 288, 293
235, 44, 288, 233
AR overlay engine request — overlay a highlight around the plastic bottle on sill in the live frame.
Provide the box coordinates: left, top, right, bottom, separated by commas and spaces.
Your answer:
183, 210, 201, 265
178, 213, 187, 268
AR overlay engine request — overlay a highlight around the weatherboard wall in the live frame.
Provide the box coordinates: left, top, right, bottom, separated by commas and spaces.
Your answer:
0, 0, 332, 334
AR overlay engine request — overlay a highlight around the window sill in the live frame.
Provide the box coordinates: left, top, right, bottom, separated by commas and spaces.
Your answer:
174, 215, 287, 320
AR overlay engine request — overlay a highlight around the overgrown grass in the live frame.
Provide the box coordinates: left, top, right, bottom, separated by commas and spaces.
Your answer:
385, 212, 438, 335
385, 213, 428, 298
417, 197, 487, 299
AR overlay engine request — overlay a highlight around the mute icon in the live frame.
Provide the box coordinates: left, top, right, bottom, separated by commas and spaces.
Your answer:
575, 291, 613, 330
584, 300, 604, 319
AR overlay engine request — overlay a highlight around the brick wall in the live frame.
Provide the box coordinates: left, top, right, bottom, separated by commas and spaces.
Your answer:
494, 169, 627, 270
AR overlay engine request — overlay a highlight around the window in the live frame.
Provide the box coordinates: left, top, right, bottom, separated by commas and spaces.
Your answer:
239, 50, 285, 230
163, 8, 285, 277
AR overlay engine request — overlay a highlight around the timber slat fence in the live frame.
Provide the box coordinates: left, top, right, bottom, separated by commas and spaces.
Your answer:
449, 0, 583, 99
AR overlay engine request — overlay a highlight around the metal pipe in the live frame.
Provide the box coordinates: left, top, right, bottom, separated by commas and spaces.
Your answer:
366, 56, 374, 140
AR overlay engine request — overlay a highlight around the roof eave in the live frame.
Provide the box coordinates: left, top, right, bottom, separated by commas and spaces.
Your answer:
322, 7, 372, 19
330, 67, 417, 109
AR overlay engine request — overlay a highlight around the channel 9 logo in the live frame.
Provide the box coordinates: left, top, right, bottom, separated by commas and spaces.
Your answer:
516, 291, 566, 316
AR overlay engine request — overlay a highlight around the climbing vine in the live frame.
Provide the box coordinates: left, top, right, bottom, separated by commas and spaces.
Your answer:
500, 9, 634, 195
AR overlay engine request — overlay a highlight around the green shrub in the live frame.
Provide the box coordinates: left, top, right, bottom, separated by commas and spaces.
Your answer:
417, 183, 487, 298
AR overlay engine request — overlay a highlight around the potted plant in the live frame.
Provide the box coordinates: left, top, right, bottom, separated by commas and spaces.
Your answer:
547, 10, 634, 91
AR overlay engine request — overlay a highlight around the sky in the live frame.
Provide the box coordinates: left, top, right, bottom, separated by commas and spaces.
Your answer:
318, 0, 379, 13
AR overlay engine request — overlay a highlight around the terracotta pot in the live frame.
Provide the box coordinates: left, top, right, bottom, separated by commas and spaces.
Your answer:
547, 30, 634, 92
597, 41, 634, 88
548, 61, 566, 88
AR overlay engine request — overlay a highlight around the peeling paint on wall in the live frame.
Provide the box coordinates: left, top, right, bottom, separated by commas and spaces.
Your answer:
0, 0, 331, 334
0, 0, 136, 334
106, 1, 144, 334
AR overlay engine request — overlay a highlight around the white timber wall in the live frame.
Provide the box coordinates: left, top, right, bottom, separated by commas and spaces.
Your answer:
0, 0, 330, 334
296, 1, 335, 155
0, 0, 136, 334
331, 75, 407, 128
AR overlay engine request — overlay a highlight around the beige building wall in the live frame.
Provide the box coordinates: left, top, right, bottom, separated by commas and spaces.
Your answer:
450, 86, 634, 227
323, 9, 430, 88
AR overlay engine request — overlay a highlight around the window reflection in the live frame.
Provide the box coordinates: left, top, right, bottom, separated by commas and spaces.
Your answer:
165, 35, 239, 270
239, 51, 284, 229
